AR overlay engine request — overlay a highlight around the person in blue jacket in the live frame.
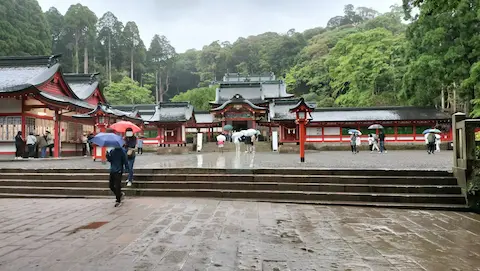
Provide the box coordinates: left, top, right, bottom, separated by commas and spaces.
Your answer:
124, 128, 137, 187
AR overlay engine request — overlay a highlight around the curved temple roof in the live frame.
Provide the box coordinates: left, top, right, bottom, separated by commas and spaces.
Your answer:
212, 94, 267, 112
149, 102, 194, 122
63, 73, 102, 100
0, 55, 62, 93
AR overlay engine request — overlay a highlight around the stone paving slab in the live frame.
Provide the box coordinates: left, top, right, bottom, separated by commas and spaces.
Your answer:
0, 151, 453, 170
0, 198, 479, 271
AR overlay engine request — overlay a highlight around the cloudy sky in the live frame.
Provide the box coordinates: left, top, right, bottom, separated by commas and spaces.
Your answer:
37, 0, 400, 53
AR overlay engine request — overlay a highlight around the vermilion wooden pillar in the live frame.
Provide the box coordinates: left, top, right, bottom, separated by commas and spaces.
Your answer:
53, 110, 60, 158
21, 96, 26, 138
289, 98, 313, 163
299, 119, 306, 162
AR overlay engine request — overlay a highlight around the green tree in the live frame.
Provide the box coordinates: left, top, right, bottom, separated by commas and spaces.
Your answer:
326, 28, 407, 106
97, 12, 123, 83
44, 7, 64, 54
0, 0, 51, 56
123, 21, 145, 81
147, 34, 177, 102
64, 4, 97, 73
403, 0, 480, 113
171, 87, 216, 111
170, 49, 200, 95
285, 25, 357, 97
104, 77, 154, 105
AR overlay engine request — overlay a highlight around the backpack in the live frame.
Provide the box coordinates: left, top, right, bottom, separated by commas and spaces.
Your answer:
427, 133, 435, 143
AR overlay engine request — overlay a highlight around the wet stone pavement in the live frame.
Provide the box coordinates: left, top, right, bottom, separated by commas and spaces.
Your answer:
0, 198, 479, 271
0, 150, 452, 170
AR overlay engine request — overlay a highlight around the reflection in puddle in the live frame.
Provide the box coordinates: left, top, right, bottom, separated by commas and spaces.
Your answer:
196, 154, 203, 168
249, 152, 255, 168
233, 152, 241, 169
216, 155, 225, 168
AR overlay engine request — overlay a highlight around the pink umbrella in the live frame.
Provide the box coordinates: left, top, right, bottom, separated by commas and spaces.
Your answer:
109, 121, 142, 133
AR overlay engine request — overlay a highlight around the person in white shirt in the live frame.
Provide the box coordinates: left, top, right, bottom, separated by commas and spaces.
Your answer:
368, 134, 379, 152
250, 134, 256, 153
26, 132, 37, 158
435, 134, 441, 152
355, 134, 361, 153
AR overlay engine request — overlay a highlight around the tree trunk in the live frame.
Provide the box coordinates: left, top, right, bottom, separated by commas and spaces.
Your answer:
84, 46, 88, 74
441, 87, 445, 110
130, 46, 134, 80
74, 35, 79, 73
155, 70, 159, 104
159, 75, 164, 103
105, 55, 108, 83
453, 82, 457, 112
108, 34, 112, 83
165, 71, 170, 96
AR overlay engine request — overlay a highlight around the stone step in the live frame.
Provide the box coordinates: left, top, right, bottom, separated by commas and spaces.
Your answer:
0, 180, 462, 194
0, 193, 467, 211
0, 173, 458, 185
0, 186, 466, 205
0, 168, 453, 177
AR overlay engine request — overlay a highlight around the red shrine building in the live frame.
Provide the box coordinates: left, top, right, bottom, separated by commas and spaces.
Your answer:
0, 55, 141, 157
117, 73, 452, 146
0, 55, 452, 156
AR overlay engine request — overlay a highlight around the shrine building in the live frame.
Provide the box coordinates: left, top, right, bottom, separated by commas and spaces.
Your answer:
0, 55, 142, 157
117, 72, 452, 146
0, 55, 452, 156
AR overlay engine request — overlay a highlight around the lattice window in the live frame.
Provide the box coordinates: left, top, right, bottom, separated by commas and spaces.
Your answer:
0, 116, 22, 141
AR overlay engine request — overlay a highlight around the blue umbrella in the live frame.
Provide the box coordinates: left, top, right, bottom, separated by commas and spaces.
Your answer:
422, 129, 441, 134
90, 133, 125, 148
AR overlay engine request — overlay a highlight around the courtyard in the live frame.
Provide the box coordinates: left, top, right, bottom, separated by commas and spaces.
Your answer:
0, 150, 453, 171
0, 198, 479, 271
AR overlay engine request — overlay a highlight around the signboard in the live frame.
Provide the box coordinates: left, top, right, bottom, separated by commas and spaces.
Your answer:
196, 133, 203, 152
225, 112, 252, 119
306, 127, 322, 136
272, 131, 278, 151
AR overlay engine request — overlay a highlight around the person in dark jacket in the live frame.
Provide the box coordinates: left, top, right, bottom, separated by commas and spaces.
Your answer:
14, 131, 24, 159
124, 128, 137, 187
87, 133, 94, 156
106, 147, 129, 207
378, 131, 387, 153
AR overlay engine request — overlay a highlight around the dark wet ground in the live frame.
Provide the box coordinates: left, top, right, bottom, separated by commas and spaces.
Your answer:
0, 151, 453, 170
0, 198, 478, 270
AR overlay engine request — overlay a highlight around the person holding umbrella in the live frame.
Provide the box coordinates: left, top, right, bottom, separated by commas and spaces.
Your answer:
350, 132, 358, 154
422, 128, 441, 154
378, 130, 387, 153
216, 133, 226, 153
109, 121, 141, 187
91, 132, 128, 207
348, 129, 361, 154
232, 131, 243, 154
124, 128, 137, 187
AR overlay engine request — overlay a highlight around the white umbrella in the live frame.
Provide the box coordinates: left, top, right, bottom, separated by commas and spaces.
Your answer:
368, 124, 384, 129
243, 129, 258, 137
216, 134, 226, 142
232, 132, 244, 139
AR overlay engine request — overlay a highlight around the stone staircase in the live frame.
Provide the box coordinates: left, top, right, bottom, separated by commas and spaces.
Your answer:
0, 168, 468, 210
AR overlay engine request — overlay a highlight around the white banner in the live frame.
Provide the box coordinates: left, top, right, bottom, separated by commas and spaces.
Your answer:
272, 131, 278, 152
196, 133, 203, 152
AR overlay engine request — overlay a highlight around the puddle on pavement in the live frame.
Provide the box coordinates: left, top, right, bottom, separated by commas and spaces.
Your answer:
68, 221, 109, 235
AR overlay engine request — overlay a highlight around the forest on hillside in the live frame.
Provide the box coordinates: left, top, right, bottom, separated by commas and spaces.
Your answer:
1, 0, 479, 115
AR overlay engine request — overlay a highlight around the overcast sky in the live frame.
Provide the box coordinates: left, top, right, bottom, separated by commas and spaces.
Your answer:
37, 0, 400, 53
